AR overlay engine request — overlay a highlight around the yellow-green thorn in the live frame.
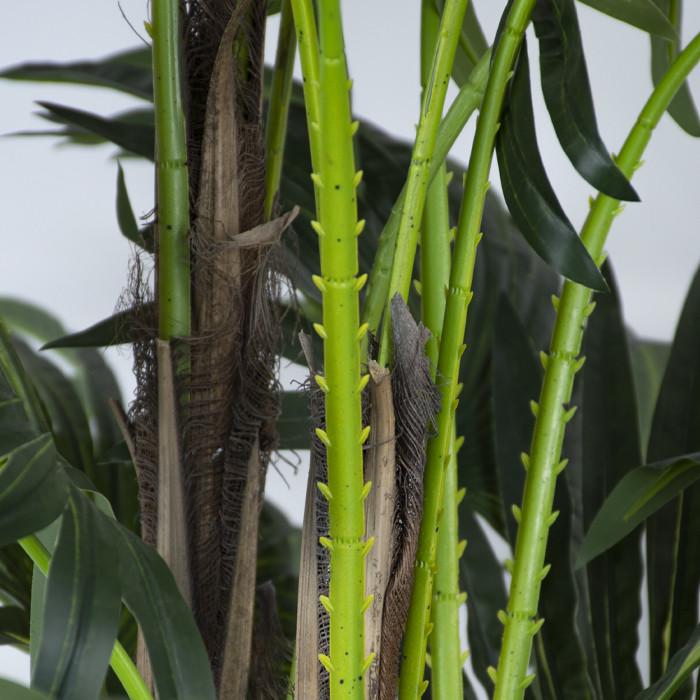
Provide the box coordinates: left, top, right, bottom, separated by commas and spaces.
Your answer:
449, 226, 457, 242
521, 673, 536, 690
460, 649, 470, 665
357, 373, 370, 393
538, 564, 552, 582
355, 273, 368, 291
597, 251, 609, 266
319, 536, 333, 551
353, 169, 364, 188
458, 343, 467, 358
350, 120, 360, 136
360, 480, 372, 501
555, 458, 569, 475
574, 356, 586, 373
362, 652, 376, 675
454, 435, 465, 453
319, 595, 333, 614
419, 680, 430, 696
318, 654, 333, 674
315, 374, 329, 393
497, 609, 508, 625
456, 487, 466, 505
317, 482, 333, 501
612, 204, 626, 218
456, 539, 467, 558
487, 666, 498, 684
356, 322, 369, 341
563, 405, 578, 423
457, 591, 467, 605
476, 231, 484, 245
310, 220, 325, 237
414, 279, 423, 296
530, 618, 545, 636
520, 452, 530, 471
312, 274, 326, 292
425, 622, 434, 638
361, 595, 374, 614
547, 510, 560, 527
313, 322, 327, 339
360, 424, 371, 444
504, 558, 514, 574
512, 504, 522, 524
355, 219, 366, 236
310, 172, 323, 188
584, 301, 597, 317
529, 400, 539, 418
315, 427, 331, 447
455, 382, 464, 397
445, 170, 455, 185
362, 537, 375, 557
540, 350, 549, 369
143, 20, 154, 37
551, 294, 560, 311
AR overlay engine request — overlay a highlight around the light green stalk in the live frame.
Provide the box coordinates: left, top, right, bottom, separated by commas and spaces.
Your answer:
19, 535, 153, 700
419, 4, 465, 695
362, 49, 490, 341
264, 0, 297, 220
493, 30, 700, 700
399, 2, 536, 696
152, 0, 190, 340
377, 0, 469, 366
300, 1, 371, 696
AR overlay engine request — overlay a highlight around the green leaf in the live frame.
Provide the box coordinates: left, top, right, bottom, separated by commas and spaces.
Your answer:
645, 263, 700, 693
116, 163, 141, 244
577, 453, 700, 566
577, 0, 677, 39
0, 680, 51, 700
578, 263, 643, 698
0, 47, 152, 100
277, 391, 310, 450
35, 102, 154, 159
0, 436, 69, 548
636, 624, 700, 700
113, 525, 216, 700
533, 0, 639, 200
0, 606, 29, 646
650, 1, 700, 137
32, 493, 121, 699
495, 42, 607, 292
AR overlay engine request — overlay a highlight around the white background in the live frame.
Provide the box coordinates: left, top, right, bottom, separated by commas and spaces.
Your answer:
1, 0, 699, 691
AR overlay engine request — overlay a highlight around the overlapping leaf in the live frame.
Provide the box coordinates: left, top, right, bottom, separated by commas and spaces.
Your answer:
533, 0, 639, 200
578, 0, 676, 40
495, 42, 607, 291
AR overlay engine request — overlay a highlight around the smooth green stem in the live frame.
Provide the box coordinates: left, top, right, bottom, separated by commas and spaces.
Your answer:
377, 0, 469, 367
308, 2, 368, 697
493, 30, 700, 700
19, 535, 153, 700
264, 0, 297, 220
152, 0, 190, 340
362, 49, 490, 341
399, 3, 536, 696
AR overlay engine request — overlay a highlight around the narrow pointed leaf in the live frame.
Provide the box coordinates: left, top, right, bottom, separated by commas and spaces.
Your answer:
0, 606, 29, 646
495, 43, 607, 291
578, 0, 677, 40
36, 102, 154, 159
533, 0, 639, 200
650, 1, 700, 136
116, 163, 144, 247
32, 493, 121, 699
0, 47, 152, 99
41, 307, 148, 349
636, 624, 700, 700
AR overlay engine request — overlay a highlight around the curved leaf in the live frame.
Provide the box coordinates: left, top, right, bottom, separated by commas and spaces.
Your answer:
0, 606, 29, 646
578, 0, 677, 40
533, 0, 639, 200
495, 42, 607, 291
650, 1, 700, 137
32, 493, 121, 699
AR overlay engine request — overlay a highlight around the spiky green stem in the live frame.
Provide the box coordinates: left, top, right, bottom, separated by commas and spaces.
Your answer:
300, 2, 370, 696
151, 0, 190, 340
264, 0, 297, 221
492, 30, 700, 700
19, 535, 153, 700
362, 49, 490, 341
399, 3, 536, 696
376, 0, 469, 366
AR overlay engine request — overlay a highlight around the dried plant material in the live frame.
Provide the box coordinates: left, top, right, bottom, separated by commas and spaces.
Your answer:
364, 362, 396, 699
379, 296, 440, 699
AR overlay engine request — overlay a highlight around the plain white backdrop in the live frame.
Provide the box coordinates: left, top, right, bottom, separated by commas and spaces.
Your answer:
1, 0, 699, 692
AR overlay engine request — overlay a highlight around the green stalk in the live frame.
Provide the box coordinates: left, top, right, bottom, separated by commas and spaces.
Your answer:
152, 0, 190, 340
493, 31, 700, 700
304, 2, 370, 696
419, 6, 465, 694
377, 0, 469, 366
361, 49, 490, 340
399, 2, 536, 696
19, 535, 153, 700
264, 0, 297, 220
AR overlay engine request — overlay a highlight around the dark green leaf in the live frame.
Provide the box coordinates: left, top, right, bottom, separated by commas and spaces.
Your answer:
636, 624, 700, 700
495, 42, 607, 291
278, 391, 310, 450
578, 0, 677, 39
650, 1, 700, 137
116, 163, 140, 243
32, 493, 121, 699
0, 606, 29, 646
533, 0, 639, 200
36, 102, 154, 159
645, 264, 700, 693
0, 436, 69, 547
0, 680, 51, 700
578, 263, 643, 698
113, 524, 216, 700
0, 47, 152, 100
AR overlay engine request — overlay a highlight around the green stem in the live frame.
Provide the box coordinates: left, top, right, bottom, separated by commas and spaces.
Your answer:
19, 535, 153, 700
152, 0, 190, 340
493, 30, 700, 700
304, 2, 369, 696
264, 0, 297, 220
399, 2, 536, 696
377, 0, 469, 367
361, 49, 490, 341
